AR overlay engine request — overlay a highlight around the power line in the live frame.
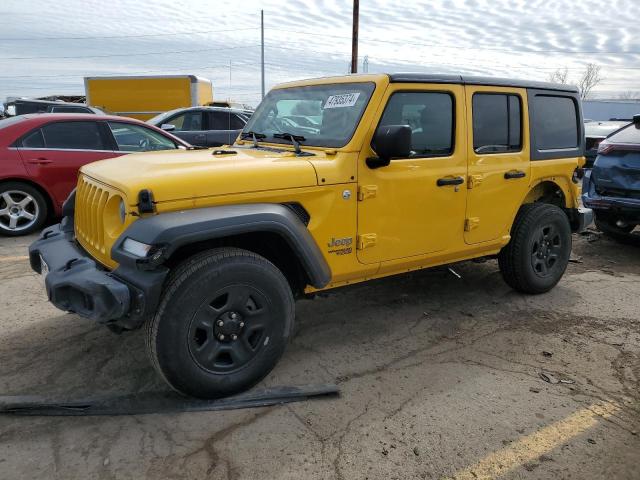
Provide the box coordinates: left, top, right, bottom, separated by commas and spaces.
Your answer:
267, 27, 640, 56
0, 27, 259, 42
0, 44, 260, 60
0, 62, 257, 79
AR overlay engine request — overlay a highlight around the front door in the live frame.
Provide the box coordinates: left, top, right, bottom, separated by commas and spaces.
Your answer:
464, 86, 531, 244
357, 84, 467, 264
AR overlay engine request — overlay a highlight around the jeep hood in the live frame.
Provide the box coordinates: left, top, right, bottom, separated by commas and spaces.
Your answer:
80, 147, 320, 204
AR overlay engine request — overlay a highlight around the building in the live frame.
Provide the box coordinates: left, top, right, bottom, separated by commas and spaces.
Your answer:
582, 99, 640, 121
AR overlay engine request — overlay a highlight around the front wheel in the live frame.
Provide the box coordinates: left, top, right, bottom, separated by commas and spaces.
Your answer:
146, 248, 295, 398
498, 203, 572, 294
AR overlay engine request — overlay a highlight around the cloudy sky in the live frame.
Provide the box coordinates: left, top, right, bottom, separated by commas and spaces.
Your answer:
1, 0, 639, 107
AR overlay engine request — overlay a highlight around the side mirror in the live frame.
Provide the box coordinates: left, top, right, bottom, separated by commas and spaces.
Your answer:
160, 123, 176, 131
368, 125, 412, 169
633, 114, 640, 128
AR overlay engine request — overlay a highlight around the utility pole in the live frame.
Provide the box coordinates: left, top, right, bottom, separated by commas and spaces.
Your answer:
363, 55, 369, 73
261, 10, 265, 98
351, 0, 359, 74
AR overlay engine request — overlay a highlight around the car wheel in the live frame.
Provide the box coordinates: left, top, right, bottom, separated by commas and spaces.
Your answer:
498, 203, 572, 294
594, 213, 636, 243
146, 247, 294, 399
0, 182, 48, 236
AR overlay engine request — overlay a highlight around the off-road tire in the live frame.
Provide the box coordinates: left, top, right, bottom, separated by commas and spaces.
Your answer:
594, 213, 636, 243
498, 203, 572, 294
0, 182, 48, 236
146, 247, 295, 398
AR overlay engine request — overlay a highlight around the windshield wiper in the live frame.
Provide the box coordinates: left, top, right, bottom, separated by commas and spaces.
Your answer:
240, 131, 266, 148
273, 133, 306, 155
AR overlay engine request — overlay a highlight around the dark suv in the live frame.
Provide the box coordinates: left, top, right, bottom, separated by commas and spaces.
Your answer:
582, 114, 640, 241
148, 106, 251, 147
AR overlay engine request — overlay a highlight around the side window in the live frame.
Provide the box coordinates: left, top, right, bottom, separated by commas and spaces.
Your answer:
378, 91, 454, 156
472, 93, 522, 153
532, 95, 578, 150
107, 122, 177, 152
169, 111, 203, 131
21, 129, 45, 148
209, 111, 231, 130
229, 114, 246, 130
41, 121, 105, 150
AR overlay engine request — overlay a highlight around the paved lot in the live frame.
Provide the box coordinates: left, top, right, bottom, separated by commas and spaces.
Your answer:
0, 231, 638, 479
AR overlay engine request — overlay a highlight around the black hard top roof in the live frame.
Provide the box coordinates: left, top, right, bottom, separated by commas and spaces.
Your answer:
388, 73, 578, 93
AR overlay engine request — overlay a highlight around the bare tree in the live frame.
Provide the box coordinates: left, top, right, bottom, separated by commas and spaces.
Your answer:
618, 91, 640, 100
547, 67, 569, 84
577, 63, 602, 100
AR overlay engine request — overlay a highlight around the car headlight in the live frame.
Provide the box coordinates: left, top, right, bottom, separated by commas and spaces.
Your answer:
122, 238, 153, 257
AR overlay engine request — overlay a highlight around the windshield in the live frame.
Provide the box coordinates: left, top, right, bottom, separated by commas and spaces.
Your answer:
242, 82, 375, 148
0, 115, 26, 130
147, 109, 181, 126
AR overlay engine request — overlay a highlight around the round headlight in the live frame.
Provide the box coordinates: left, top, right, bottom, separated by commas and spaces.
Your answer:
119, 199, 126, 223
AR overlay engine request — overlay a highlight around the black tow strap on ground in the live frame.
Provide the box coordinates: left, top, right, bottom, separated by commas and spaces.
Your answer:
0, 384, 339, 417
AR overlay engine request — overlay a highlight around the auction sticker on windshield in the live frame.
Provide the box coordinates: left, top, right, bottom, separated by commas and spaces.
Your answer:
324, 92, 361, 109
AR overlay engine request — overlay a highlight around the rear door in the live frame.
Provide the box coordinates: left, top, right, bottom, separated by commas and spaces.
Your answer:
17, 120, 118, 207
464, 86, 531, 244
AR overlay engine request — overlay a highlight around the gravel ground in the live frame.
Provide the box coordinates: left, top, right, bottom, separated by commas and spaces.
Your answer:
0, 230, 638, 479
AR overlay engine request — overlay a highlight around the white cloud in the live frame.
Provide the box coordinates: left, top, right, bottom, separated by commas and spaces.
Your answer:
1, 0, 639, 106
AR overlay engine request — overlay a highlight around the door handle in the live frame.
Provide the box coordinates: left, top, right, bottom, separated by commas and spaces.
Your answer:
437, 176, 464, 187
27, 158, 52, 165
504, 170, 526, 179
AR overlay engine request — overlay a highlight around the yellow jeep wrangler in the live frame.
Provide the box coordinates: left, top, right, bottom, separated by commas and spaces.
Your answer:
30, 73, 591, 398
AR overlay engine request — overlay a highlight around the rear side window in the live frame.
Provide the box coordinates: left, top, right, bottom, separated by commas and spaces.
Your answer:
472, 93, 522, 153
21, 129, 45, 148
532, 95, 578, 150
378, 91, 454, 156
230, 114, 246, 129
49, 106, 92, 113
209, 111, 244, 130
41, 121, 105, 150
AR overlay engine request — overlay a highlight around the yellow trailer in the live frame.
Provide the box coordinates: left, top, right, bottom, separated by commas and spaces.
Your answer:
84, 75, 213, 120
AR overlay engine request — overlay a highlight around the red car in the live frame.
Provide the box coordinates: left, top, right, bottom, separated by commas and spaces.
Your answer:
0, 113, 191, 236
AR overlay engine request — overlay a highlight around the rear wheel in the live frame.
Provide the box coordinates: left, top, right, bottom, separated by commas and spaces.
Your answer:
594, 213, 636, 242
498, 203, 572, 294
0, 182, 48, 236
146, 248, 294, 399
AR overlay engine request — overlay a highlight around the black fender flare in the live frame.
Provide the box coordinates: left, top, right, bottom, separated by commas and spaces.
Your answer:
111, 203, 331, 289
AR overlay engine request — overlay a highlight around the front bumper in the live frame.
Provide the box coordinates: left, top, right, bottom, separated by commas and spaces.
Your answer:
29, 225, 130, 322
29, 223, 168, 328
